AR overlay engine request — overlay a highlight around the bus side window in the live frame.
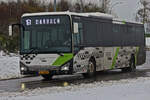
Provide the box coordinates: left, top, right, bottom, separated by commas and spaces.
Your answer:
73, 22, 83, 52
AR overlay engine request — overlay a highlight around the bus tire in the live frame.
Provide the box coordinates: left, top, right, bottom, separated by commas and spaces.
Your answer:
83, 59, 96, 78
41, 74, 53, 80
122, 55, 136, 72
129, 55, 136, 72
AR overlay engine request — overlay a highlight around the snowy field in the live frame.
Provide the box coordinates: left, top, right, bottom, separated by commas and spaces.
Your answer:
0, 56, 20, 80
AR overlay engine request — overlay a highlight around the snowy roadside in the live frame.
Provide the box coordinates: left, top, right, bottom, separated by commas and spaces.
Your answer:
0, 56, 21, 80
0, 76, 150, 100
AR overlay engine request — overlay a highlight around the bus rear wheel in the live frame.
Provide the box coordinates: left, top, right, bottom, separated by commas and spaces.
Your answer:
83, 60, 96, 78
122, 55, 136, 72
41, 74, 53, 80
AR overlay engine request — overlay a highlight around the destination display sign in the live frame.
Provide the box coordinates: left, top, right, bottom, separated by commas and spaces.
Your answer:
25, 18, 61, 26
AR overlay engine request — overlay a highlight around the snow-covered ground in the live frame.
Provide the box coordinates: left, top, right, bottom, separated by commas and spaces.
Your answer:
146, 38, 150, 47
0, 56, 20, 80
0, 52, 150, 100
0, 77, 150, 100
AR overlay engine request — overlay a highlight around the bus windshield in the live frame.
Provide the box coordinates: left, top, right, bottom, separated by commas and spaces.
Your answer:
21, 15, 71, 54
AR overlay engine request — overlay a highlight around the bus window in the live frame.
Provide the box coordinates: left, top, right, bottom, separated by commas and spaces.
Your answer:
73, 22, 83, 52
23, 31, 30, 50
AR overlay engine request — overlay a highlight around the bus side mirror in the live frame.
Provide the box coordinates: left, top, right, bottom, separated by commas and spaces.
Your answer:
73, 23, 79, 34
9, 25, 13, 36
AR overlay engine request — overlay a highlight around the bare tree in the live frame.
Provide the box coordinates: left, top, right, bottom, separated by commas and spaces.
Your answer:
136, 0, 150, 33
57, 0, 71, 11
101, 0, 110, 13
76, 0, 84, 12
136, 0, 150, 23
80, 0, 84, 12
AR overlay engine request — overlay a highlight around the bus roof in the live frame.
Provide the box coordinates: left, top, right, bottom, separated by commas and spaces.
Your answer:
22, 11, 113, 20
113, 18, 143, 25
22, 11, 143, 25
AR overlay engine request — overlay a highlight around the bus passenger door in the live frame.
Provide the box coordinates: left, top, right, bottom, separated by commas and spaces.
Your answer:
103, 47, 114, 70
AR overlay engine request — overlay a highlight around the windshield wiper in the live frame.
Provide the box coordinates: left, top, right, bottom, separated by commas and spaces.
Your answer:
57, 53, 64, 56
55, 50, 64, 56
28, 47, 39, 54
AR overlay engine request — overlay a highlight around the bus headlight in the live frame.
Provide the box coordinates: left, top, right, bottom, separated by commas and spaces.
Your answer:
61, 66, 69, 70
21, 67, 27, 71
61, 63, 70, 71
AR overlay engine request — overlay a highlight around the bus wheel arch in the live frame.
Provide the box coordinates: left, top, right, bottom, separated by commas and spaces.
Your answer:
122, 54, 136, 72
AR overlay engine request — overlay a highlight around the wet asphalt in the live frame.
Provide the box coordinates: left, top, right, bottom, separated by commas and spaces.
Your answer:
0, 52, 150, 93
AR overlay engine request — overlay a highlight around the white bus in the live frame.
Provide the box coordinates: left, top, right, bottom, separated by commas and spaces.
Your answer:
9, 12, 146, 80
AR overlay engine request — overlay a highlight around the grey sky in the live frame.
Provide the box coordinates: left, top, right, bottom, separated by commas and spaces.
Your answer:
0, 0, 142, 21
110, 0, 141, 21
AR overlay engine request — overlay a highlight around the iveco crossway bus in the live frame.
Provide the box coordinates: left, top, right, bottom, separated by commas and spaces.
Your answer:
9, 12, 146, 80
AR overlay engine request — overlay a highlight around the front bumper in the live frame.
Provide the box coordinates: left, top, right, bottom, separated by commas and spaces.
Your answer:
20, 63, 72, 75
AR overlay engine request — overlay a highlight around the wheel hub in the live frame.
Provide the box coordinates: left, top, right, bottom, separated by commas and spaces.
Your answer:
89, 62, 94, 73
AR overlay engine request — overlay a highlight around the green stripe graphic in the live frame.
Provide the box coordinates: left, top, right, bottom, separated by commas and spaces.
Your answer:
111, 47, 120, 69
52, 53, 73, 66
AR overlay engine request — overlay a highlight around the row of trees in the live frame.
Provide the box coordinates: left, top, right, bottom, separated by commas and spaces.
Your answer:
0, 0, 111, 53
0, 0, 45, 53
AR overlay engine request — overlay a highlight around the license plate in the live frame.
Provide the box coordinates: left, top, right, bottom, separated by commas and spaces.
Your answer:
39, 71, 50, 75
